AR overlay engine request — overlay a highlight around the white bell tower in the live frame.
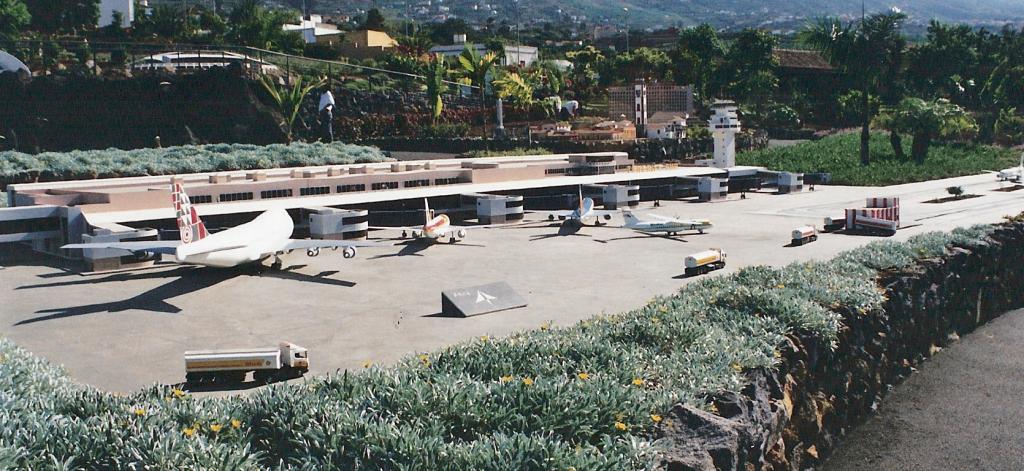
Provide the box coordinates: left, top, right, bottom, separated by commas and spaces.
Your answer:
709, 100, 741, 168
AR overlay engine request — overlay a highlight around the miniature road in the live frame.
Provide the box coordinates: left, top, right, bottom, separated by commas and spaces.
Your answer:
824, 308, 1024, 471
1, 173, 1022, 393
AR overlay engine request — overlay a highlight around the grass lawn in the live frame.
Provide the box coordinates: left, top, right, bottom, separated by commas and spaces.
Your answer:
737, 132, 1019, 186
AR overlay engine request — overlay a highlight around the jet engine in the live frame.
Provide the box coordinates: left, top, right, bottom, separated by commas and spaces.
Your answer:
343, 247, 357, 259
411, 230, 421, 238
306, 248, 320, 257
603, 214, 612, 220
457, 229, 467, 239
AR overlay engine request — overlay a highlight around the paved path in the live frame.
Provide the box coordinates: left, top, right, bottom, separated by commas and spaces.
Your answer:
825, 308, 1024, 471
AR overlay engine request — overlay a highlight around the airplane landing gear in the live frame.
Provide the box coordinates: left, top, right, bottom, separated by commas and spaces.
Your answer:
271, 255, 283, 271
401, 230, 408, 238
449, 237, 458, 244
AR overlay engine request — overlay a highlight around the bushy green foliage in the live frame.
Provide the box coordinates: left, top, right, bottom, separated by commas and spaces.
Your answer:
738, 132, 1018, 186
0, 142, 387, 184
463, 147, 554, 158
0, 225, 997, 469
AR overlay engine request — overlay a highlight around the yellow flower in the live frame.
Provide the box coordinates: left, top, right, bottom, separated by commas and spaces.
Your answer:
210, 423, 223, 433
231, 419, 242, 429
182, 427, 196, 437
362, 360, 373, 368
540, 322, 551, 331
658, 305, 668, 313
499, 375, 513, 383
133, 408, 146, 416
522, 377, 534, 386
577, 372, 590, 380
631, 378, 644, 386
776, 284, 785, 289
730, 363, 742, 372
171, 388, 186, 398
418, 354, 430, 367
614, 422, 627, 431
479, 335, 489, 342
709, 403, 719, 414
651, 414, 663, 423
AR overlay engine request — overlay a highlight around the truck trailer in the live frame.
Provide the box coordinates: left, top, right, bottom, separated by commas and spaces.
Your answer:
684, 248, 727, 276
791, 226, 818, 246
184, 342, 309, 384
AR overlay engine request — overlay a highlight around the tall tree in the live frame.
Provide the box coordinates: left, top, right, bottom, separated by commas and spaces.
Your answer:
873, 97, 977, 164
801, 10, 906, 165
714, 28, 778, 109
672, 24, 725, 102
228, 0, 304, 53
0, 0, 30, 40
457, 45, 498, 139
362, 8, 386, 31
25, 0, 98, 33
614, 47, 671, 83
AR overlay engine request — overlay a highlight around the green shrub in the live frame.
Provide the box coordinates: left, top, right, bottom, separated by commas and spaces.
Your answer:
0, 224, 998, 469
0, 142, 388, 185
738, 132, 1018, 186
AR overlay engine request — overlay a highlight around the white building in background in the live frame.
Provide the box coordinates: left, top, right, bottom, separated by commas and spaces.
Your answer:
282, 14, 345, 46
98, 0, 134, 28
429, 35, 539, 67
646, 112, 688, 139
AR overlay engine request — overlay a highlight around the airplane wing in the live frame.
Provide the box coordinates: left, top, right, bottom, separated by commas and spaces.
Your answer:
590, 209, 619, 217
61, 241, 181, 255
282, 239, 391, 251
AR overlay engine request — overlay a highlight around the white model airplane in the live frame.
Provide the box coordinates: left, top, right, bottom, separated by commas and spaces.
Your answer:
622, 210, 713, 236
370, 198, 499, 244
997, 153, 1024, 183
546, 186, 618, 225
62, 182, 382, 269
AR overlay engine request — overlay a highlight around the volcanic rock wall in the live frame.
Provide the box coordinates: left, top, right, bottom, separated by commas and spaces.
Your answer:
658, 221, 1024, 470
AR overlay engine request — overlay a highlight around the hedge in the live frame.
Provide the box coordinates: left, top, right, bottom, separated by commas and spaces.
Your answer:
0, 142, 388, 187
737, 132, 1018, 186
0, 224, 997, 469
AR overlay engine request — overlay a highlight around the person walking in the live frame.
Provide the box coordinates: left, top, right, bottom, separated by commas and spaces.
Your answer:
318, 87, 336, 143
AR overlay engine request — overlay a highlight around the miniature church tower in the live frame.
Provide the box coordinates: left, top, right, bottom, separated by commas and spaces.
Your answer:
709, 100, 741, 168
634, 83, 648, 137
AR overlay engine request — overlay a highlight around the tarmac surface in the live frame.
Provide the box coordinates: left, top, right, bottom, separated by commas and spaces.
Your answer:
1, 173, 1022, 393
824, 308, 1024, 471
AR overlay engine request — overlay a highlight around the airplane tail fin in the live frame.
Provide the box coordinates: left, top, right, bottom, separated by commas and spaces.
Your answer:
622, 210, 641, 226
172, 181, 208, 244
423, 198, 432, 224
578, 186, 584, 213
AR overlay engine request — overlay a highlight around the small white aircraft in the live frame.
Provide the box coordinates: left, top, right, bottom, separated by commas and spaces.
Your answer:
546, 187, 618, 225
622, 210, 713, 236
997, 153, 1024, 183
370, 198, 499, 244
62, 182, 383, 269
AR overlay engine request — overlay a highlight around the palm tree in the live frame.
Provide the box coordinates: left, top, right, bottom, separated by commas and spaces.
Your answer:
425, 55, 446, 125
801, 10, 906, 165
260, 75, 326, 142
457, 46, 498, 139
873, 97, 977, 164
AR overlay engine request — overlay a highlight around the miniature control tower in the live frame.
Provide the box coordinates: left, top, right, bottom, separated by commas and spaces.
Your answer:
709, 100, 741, 168
634, 83, 648, 137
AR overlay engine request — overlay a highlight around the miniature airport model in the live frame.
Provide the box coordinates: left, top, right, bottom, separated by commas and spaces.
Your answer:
371, 198, 504, 243
997, 153, 1023, 183
546, 186, 618, 226
61, 181, 384, 270
710, 101, 741, 169
791, 225, 819, 246
684, 248, 727, 276
622, 210, 713, 235
846, 197, 901, 235
184, 342, 309, 384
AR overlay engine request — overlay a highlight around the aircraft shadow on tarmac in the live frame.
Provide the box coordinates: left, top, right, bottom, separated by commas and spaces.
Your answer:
14, 263, 355, 325
593, 233, 693, 244
369, 239, 485, 259
528, 221, 601, 241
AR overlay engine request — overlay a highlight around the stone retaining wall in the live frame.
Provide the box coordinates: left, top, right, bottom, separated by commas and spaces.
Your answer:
658, 222, 1024, 470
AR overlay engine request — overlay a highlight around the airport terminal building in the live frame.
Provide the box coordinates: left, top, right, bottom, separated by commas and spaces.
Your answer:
1, 152, 798, 270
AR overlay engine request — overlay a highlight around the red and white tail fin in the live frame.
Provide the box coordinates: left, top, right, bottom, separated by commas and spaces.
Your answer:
172, 182, 208, 244
423, 198, 432, 225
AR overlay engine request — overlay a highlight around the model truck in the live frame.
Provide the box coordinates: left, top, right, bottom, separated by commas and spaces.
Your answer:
822, 216, 846, 232
684, 249, 727, 276
184, 342, 309, 384
791, 226, 819, 246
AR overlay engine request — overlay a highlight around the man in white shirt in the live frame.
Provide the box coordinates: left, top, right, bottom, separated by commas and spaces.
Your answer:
318, 88, 336, 142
